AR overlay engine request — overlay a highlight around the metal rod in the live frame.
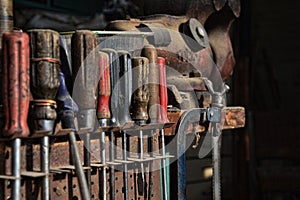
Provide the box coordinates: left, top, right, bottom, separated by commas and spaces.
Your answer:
100, 131, 107, 200
138, 129, 145, 195
161, 129, 168, 200
212, 123, 221, 200
69, 131, 90, 200
122, 131, 129, 200
11, 138, 21, 200
41, 136, 50, 200
83, 133, 91, 193
109, 132, 115, 200
148, 130, 154, 200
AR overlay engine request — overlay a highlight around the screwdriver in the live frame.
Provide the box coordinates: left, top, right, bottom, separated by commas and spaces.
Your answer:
28, 29, 61, 200
117, 50, 133, 200
71, 30, 99, 199
2, 31, 30, 200
158, 57, 169, 200
101, 48, 119, 199
97, 51, 111, 200
141, 45, 159, 199
131, 57, 149, 196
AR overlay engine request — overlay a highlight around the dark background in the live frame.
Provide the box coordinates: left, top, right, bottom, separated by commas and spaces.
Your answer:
13, 0, 300, 199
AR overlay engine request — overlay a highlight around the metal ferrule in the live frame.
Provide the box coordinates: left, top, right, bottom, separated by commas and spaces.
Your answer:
98, 118, 109, 127
77, 109, 97, 130
29, 99, 57, 132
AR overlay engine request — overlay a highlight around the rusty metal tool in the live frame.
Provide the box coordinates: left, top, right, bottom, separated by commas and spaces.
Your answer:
141, 45, 160, 199
202, 78, 228, 200
131, 57, 149, 196
158, 57, 169, 200
96, 51, 111, 200
2, 31, 30, 200
117, 50, 133, 200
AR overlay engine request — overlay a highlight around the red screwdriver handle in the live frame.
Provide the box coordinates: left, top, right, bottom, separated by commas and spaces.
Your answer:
97, 51, 111, 121
2, 31, 30, 138
158, 57, 169, 123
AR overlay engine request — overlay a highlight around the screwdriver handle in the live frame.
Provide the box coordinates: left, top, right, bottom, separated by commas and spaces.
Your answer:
28, 29, 60, 100
28, 29, 60, 133
97, 51, 111, 122
131, 57, 149, 124
158, 57, 169, 123
2, 31, 30, 138
71, 30, 98, 129
141, 45, 159, 123
101, 48, 119, 126
56, 72, 78, 130
117, 50, 132, 125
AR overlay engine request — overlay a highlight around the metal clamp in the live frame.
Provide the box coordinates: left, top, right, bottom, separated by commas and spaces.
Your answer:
207, 108, 222, 122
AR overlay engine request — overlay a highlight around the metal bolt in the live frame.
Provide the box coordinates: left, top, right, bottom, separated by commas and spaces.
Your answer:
196, 27, 205, 38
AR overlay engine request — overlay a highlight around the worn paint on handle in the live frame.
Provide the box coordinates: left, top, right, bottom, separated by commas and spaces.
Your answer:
2, 31, 30, 138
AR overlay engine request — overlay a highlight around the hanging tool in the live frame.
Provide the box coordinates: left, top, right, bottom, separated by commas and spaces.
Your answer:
158, 57, 169, 200
56, 71, 90, 200
28, 29, 61, 200
2, 31, 30, 200
117, 50, 133, 200
101, 48, 119, 199
71, 30, 99, 197
96, 51, 111, 200
102, 48, 119, 126
141, 44, 160, 199
131, 57, 149, 196
202, 78, 228, 200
